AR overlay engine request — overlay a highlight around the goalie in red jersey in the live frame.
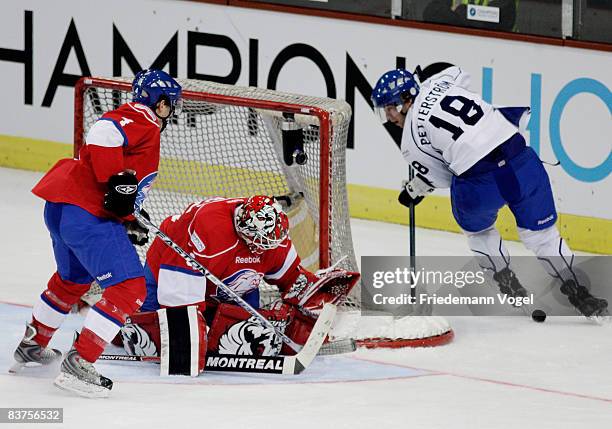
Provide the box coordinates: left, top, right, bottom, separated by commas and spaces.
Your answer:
118, 196, 359, 372
11, 69, 182, 397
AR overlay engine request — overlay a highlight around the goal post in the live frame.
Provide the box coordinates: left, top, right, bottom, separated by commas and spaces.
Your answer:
74, 76, 453, 349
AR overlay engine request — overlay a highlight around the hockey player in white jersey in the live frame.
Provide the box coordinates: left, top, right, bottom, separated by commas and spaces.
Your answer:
371, 63, 608, 319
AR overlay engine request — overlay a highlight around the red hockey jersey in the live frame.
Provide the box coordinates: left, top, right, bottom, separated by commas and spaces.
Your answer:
145, 198, 305, 309
32, 102, 161, 219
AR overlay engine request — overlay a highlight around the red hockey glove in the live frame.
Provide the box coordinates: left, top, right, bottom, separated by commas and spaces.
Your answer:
282, 267, 360, 318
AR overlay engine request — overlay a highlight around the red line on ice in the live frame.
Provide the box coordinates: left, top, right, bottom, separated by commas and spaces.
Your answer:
349, 355, 612, 404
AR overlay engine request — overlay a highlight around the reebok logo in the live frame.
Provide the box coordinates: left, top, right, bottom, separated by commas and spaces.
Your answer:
236, 256, 261, 264
537, 215, 554, 225
97, 272, 113, 282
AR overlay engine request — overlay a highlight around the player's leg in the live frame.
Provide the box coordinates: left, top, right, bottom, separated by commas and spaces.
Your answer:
51, 204, 146, 397
507, 148, 608, 317
451, 172, 526, 298
12, 202, 92, 372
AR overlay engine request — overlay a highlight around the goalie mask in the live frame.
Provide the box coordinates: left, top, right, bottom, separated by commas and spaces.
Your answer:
234, 196, 289, 254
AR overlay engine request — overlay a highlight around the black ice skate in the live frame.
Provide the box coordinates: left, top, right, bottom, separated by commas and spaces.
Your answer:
54, 347, 113, 398
9, 323, 62, 373
560, 279, 609, 319
493, 267, 529, 304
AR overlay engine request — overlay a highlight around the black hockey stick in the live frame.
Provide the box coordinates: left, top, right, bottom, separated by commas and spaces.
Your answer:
100, 303, 336, 375
408, 165, 417, 302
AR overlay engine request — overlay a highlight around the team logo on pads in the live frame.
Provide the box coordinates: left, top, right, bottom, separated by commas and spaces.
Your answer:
218, 317, 285, 356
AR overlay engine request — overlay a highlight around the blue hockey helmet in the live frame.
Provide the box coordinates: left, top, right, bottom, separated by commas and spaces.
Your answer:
132, 69, 183, 116
371, 69, 419, 122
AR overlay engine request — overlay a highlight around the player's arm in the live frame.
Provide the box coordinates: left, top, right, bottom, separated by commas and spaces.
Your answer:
85, 118, 127, 183
85, 118, 139, 217
398, 128, 452, 207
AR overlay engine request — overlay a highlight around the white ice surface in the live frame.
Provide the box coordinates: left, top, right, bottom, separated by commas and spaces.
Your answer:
1, 167, 611, 428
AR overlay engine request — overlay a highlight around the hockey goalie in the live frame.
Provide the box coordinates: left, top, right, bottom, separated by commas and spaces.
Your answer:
117, 195, 360, 375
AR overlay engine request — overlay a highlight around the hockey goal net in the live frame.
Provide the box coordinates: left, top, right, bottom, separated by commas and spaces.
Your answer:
75, 76, 453, 348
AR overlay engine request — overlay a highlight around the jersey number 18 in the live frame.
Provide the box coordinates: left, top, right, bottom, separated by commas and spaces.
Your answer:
429, 95, 484, 141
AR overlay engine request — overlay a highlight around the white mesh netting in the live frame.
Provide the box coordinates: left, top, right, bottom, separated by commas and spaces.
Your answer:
78, 77, 359, 307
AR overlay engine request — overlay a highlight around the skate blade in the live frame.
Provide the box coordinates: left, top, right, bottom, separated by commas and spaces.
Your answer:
587, 310, 611, 325
8, 362, 25, 374
53, 373, 110, 399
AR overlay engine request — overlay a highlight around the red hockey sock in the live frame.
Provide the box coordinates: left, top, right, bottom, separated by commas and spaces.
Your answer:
77, 277, 147, 362
31, 272, 91, 347
75, 328, 107, 363
30, 317, 57, 348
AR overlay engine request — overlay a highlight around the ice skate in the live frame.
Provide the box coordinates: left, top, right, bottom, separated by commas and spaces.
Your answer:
493, 267, 529, 304
9, 322, 62, 374
560, 279, 609, 320
54, 347, 113, 398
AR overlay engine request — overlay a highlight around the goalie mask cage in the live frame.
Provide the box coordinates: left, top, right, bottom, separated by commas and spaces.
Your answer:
74, 76, 453, 349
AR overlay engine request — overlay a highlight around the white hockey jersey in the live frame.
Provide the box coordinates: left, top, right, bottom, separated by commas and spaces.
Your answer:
400, 66, 519, 186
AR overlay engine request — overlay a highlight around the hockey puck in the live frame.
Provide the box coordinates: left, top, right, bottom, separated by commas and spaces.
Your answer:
531, 309, 546, 323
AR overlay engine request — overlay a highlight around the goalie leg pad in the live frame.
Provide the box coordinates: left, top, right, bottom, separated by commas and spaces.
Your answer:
119, 311, 160, 356
158, 306, 207, 377
208, 303, 291, 356
284, 308, 315, 349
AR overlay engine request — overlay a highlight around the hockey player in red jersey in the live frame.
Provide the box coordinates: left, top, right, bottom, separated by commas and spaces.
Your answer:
11, 69, 182, 397
119, 196, 359, 368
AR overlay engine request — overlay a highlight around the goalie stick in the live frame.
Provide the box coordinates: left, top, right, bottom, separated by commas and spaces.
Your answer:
100, 303, 337, 375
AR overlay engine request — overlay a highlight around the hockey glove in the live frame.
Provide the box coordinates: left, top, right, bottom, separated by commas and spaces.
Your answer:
104, 171, 138, 217
124, 209, 150, 246
398, 175, 434, 208
398, 189, 423, 208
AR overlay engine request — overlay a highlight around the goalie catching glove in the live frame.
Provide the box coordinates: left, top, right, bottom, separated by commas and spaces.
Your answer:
281, 266, 360, 318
